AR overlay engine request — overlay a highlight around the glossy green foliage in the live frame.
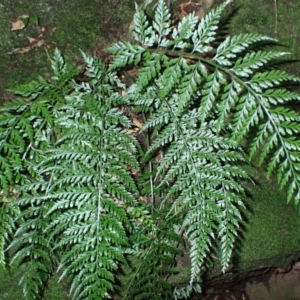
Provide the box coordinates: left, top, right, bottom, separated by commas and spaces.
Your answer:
1, 0, 300, 299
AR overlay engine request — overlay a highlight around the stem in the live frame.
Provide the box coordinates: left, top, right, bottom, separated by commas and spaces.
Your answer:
274, 0, 278, 34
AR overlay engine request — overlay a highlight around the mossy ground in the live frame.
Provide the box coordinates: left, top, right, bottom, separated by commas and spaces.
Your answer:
0, 0, 141, 102
1, 0, 300, 298
0, 265, 69, 300
228, 0, 300, 75
235, 163, 300, 269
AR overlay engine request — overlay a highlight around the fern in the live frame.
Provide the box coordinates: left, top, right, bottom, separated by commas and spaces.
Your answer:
123, 208, 183, 300
1, 0, 300, 299
0, 192, 19, 266
18, 53, 140, 300
109, 0, 300, 291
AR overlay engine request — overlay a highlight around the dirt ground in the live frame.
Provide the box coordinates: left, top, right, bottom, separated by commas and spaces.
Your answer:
204, 262, 300, 300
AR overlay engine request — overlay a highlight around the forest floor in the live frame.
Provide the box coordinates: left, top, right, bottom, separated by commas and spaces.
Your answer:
204, 261, 300, 300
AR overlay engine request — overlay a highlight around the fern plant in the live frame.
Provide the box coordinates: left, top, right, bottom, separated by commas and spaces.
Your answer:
1, 0, 300, 299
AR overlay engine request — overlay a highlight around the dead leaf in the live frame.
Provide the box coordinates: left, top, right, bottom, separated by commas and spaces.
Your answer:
132, 117, 143, 129
8, 61, 17, 70
11, 19, 26, 31
178, 2, 202, 20
124, 128, 139, 134
26, 36, 45, 48
36, 40, 45, 47
11, 14, 29, 31
19, 14, 29, 19
27, 36, 39, 44
139, 196, 148, 203
7, 47, 31, 54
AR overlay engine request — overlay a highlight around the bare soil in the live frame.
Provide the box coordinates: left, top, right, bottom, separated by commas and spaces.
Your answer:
203, 261, 300, 300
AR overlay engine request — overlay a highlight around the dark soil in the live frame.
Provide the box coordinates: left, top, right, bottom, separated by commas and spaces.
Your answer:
202, 261, 300, 300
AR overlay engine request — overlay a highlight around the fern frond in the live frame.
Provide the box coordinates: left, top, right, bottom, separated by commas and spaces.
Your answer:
106, 41, 145, 70
132, 3, 154, 46
216, 79, 241, 132
28, 52, 140, 299
229, 59, 300, 203
0, 195, 19, 266
135, 52, 165, 93
9, 199, 55, 300
51, 48, 79, 85
200, 70, 226, 123
261, 88, 300, 105
232, 50, 290, 77
152, 0, 172, 47
172, 13, 198, 49
192, 0, 230, 54
123, 211, 182, 300
250, 69, 300, 89
144, 100, 247, 281
9, 80, 46, 100
214, 33, 276, 66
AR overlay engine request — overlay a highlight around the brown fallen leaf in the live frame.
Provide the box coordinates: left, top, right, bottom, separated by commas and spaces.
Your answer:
27, 36, 45, 47
7, 47, 31, 54
8, 61, 17, 70
33, 39, 45, 48
27, 36, 39, 44
178, 2, 202, 20
132, 117, 143, 129
11, 14, 29, 31
11, 19, 26, 31
124, 128, 139, 134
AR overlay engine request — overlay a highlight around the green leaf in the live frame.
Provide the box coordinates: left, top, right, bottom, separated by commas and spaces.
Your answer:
29, 14, 39, 25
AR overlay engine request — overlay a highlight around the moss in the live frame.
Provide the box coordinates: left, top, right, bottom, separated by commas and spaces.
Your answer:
228, 0, 300, 75
0, 0, 142, 100
236, 163, 300, 264
43, 273, 70, 300
0, 263, 69, 300
0, 266, 24, 300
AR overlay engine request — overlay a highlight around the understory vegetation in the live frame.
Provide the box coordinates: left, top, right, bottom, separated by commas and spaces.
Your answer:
1, 0, 300, 299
